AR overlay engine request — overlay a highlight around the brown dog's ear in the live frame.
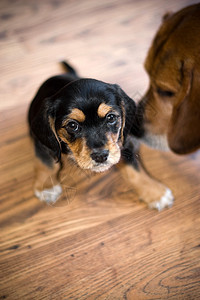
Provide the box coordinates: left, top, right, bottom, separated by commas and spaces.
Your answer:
168, 64, 200, 154
30, 100, 61, 161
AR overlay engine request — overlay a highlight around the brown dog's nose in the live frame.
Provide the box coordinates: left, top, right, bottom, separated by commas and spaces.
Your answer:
91, 149, 109, 163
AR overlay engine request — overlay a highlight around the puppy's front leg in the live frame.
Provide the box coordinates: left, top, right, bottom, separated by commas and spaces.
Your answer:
34, 158, 62, 204
119, 140, 174, 211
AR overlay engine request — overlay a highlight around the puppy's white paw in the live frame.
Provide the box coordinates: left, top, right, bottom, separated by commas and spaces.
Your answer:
35, 184, 62, 204
148, 188, 174, 211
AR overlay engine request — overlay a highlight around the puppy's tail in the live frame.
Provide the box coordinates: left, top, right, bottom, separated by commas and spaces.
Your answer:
60, 61, 78, 76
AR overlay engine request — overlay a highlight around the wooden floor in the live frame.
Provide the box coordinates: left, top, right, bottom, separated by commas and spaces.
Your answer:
1, 0, 200, 299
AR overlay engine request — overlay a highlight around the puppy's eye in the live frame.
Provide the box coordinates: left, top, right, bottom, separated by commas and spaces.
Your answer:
106, 113, 117, 124
156, 88, 175, 98
66, 120, 81, 134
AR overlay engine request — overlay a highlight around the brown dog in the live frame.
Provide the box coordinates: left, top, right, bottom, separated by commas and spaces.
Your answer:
134, 3, 200, 154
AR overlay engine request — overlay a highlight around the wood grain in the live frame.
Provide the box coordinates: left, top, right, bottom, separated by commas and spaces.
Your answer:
0, 0, 200, 299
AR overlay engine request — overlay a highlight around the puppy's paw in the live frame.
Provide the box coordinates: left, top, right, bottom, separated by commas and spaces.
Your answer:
148, 188, 174, 211
137, 180, 174, 211
35, 184, 62, 204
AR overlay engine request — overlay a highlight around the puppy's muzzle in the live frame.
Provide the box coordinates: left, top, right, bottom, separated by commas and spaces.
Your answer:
90, 149, 109, 163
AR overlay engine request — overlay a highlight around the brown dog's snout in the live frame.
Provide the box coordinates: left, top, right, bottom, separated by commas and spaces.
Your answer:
90, 149, 109, 163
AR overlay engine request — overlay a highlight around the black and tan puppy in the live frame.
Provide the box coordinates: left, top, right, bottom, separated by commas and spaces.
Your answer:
29, 62, 135, 202
29, 62, 174, 210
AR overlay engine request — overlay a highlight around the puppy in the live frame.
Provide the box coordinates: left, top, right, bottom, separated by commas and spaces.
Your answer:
28, 62, 134, 202
29, 62, 173, 210
133, 3, 200, 154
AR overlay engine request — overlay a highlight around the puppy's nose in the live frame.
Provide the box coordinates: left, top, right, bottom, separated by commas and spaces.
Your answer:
91, 149, 109, 163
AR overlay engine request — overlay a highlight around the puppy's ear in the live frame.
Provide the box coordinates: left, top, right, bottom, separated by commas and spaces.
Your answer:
30, 99, 61, 161
113, 85, 136, 143
168, 64, 200, 154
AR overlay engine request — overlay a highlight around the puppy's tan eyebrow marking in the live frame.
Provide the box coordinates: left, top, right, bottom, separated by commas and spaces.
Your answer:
68, 108, 86, 122
97, 103, 112, 118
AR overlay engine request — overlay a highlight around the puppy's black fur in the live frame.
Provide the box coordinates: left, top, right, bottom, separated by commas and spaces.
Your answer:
28, 62, 138, 202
